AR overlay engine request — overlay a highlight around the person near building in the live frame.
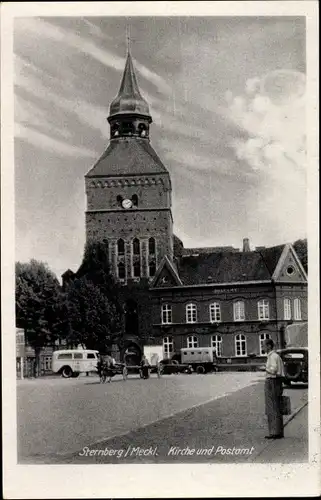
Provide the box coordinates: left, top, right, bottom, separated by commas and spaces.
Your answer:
264, 338, 285, 439
140, 355, 150, 379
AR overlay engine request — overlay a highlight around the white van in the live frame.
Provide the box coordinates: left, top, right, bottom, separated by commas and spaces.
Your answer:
52, 349, 99, 378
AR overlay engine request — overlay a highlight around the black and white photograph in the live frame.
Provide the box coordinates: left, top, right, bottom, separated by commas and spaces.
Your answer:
1, 1, 319, 498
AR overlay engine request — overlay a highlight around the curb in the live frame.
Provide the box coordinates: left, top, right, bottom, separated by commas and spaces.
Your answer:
284, 400, 308, 426
250, 400, 308, 462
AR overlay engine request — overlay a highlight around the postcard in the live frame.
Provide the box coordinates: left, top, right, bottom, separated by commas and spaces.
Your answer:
1, 1, 319, 498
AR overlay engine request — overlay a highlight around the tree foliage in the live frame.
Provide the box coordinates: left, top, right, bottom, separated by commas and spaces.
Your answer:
293, 238, 308, 272
63, 240, 123, 352
16, 259, 62, 374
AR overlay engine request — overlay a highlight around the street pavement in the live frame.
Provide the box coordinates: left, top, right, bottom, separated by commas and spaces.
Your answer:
17, 372, 308, 464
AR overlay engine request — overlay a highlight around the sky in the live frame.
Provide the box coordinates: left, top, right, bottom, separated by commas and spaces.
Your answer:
13, 16, 307, 279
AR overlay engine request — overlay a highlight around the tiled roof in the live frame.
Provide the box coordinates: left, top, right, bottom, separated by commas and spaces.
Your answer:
86, 138, 168, 177
183, 246, 239, 255
258, 245, 285, 276
176, 247, 285, 286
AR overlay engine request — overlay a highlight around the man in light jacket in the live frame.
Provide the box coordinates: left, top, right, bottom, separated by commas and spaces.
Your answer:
264, 338, 285, 439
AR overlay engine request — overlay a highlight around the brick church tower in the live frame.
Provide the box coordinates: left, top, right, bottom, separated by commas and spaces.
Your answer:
84, 48, 173, 361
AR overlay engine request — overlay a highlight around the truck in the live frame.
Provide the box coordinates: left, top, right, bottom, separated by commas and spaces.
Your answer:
180, 347, 218, 374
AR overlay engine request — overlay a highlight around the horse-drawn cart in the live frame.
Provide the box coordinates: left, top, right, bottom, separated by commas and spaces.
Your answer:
97, 362, 128, 383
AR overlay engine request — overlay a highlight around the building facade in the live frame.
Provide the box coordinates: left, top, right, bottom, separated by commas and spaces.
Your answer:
63, 49, 308, 365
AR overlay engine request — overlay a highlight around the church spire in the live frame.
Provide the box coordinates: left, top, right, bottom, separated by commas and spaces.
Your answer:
108, 43, 151, 123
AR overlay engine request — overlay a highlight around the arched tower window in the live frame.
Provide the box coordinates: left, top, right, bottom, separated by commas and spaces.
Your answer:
133, 238, 140, 255
148, 237, 156, 255
133, 261, 141, 278
117, 238, 125, 256
117, 262, 125, 280
149, 261, 156, 277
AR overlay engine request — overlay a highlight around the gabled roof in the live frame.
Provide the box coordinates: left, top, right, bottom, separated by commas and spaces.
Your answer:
86, 138, 168, 177
272, 243, 308, 282
151, 255, 183, 288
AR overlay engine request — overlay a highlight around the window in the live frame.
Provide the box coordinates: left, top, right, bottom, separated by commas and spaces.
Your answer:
117, 238, 125, 256
294, 298, 302, 320
258, 299, 269, 320
235, 334, 247, 356
118, 262, 125, 280
284, 298, 291, 320
73, 353, 83, 359
211, 335, 222, 356
148, 237, 156, 255
234, 301, 245, 321
133, 261, 141, 278
259, 333, 270, 355
133, 238, 140, 255
163, 336, 173, 357
87, 353, 96, 359
186, 303, 197, 323
210, 302, 221, 322
58, 353, 72, 360
187, 336, 198, 348
161, 304, 172, 324
132, 194, 138, 207
149, 261, 156, 277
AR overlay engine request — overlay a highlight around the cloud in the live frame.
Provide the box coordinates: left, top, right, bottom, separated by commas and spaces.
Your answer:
15, 55, 109, 138
15, 17, 171, 95
227, 69, 306, 176
226, 69, 307, 243
16, 123, 97, 158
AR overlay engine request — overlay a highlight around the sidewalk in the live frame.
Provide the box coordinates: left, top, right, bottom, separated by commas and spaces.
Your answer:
252, 403, 308, 463
53, 380, 308, 464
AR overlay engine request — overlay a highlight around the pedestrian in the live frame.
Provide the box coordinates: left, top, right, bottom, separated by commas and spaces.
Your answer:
264, 338, 285, 439
140, 355, 150, 379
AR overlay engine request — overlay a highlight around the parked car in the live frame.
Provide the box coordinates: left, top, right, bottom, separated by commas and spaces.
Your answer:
158, 359, 192, 375
277, 347, 308, 386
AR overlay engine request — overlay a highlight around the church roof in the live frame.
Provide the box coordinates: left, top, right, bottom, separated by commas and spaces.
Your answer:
86, 137, 168, 177
175, 245, 286, 286
108, 51, 151, 120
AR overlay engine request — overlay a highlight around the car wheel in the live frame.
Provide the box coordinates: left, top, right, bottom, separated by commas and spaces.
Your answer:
284, 363, 302, 382
61, 366, 73, 378
196, 365, 205, 374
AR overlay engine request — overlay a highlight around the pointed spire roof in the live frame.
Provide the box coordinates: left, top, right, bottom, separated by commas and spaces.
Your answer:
109, 51, 151, 120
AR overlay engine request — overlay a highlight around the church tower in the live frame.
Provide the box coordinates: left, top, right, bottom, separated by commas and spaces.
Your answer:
85, 49, 173, 284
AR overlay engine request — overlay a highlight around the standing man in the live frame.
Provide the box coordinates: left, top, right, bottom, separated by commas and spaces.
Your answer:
264, 338, 285, 439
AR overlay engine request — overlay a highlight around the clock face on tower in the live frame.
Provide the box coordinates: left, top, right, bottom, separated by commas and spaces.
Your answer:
122, 198, 133, 209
